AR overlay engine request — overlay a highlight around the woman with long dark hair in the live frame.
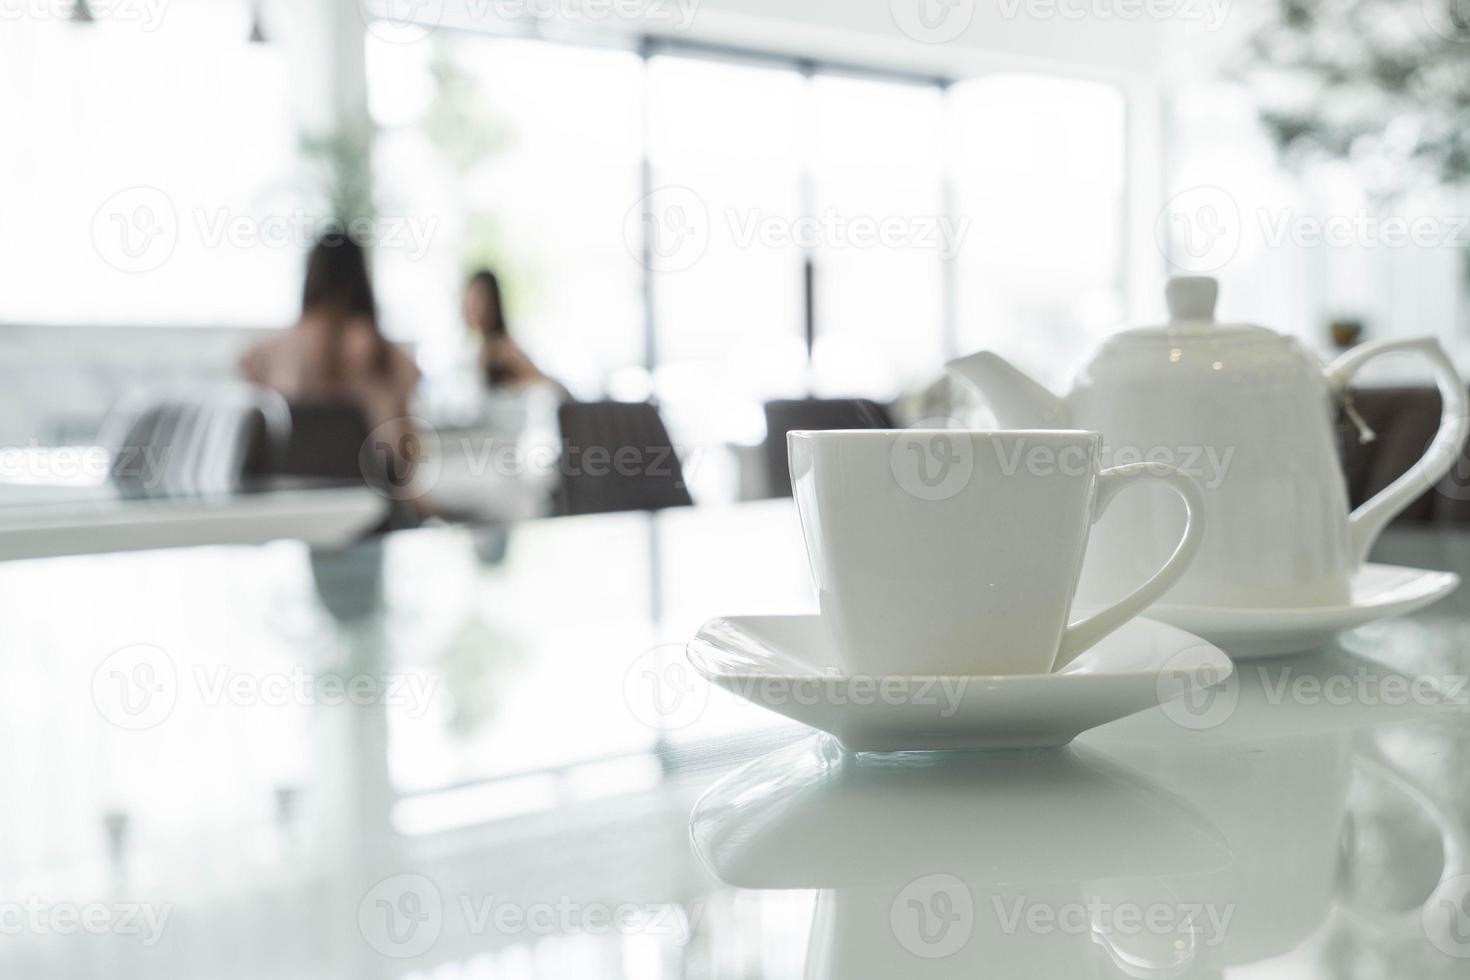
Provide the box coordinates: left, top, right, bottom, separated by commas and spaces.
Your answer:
463, 268, 562, 395
240, 232, 421, 482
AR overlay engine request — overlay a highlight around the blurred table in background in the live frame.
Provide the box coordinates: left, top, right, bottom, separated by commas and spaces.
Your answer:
416, 423, 560, 525
0, 473, 387, 561
0, 427, 562, 560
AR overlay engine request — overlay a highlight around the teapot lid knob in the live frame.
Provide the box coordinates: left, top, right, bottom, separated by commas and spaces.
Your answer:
1165, 276, 1218, 323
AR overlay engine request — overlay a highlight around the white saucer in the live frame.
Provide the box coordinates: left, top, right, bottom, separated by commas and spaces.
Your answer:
686, 615, 1232, 751
1150, 563, 1459, 659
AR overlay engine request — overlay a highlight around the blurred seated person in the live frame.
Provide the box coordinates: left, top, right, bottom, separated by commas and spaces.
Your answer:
464, 269, 569, 402
239, 232, 422, 486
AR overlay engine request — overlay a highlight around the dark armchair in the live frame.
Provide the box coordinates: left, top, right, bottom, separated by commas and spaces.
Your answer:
1337, 386, 1470, 524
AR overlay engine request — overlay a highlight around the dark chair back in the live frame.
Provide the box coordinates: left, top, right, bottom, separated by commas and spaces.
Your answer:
1339, 387, 1440, 523
1336, 385, 1470, 525
762, 398, 895, 497
257, 402, 376, 483
555, 401, 692, 516
246, 401, 416, 531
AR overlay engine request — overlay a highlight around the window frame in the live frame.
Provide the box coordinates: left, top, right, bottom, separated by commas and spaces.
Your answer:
373, 23, 1133, 394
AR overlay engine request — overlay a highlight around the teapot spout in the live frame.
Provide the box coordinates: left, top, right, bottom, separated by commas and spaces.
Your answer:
945, 352, 1069, 429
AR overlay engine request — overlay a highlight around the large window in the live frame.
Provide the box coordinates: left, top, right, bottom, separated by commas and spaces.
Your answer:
646, 55, 808, 450
4, 17, 1129, 492
642, 59, 956, 467
809, 75, 948, 399
952, 75, 1128, 389
364, 36, 1128, 453
368, 34, 646, 395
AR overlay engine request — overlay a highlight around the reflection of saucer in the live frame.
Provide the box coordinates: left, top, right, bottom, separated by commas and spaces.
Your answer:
1152, 563, 1459, 658
689, 736, 1232, 890
1092, 645, 1470, 748
687, 615, 1232, 751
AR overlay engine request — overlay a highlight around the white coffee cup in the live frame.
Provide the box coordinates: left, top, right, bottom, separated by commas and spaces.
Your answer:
788, 429, 1205, 676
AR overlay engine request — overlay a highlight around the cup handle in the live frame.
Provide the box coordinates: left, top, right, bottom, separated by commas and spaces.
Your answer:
1054, 462, 1206, 671
1324, 338, 1470, 564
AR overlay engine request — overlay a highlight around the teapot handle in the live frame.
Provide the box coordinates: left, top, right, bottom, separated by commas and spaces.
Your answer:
1325, 338, 1469, 564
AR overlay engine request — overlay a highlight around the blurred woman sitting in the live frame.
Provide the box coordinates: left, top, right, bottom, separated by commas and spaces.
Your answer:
240, 232, 421, 487
464, 268, 567, 401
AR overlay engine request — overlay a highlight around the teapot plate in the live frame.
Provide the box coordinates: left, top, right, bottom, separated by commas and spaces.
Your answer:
686, 614, 1232, 752
1150, 563, 1458, 659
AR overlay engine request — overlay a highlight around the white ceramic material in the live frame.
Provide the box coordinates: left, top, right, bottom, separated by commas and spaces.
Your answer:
788, 429, 1204, 676
686, 614, 1233, 750
1151, 562, 1460, 658
948, 276, 1470, 611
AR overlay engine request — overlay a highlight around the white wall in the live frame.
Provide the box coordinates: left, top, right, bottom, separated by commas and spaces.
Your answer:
0, 325, 264, 445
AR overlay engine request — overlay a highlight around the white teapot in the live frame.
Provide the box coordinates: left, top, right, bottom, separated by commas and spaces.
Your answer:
948, 277, 1469, 609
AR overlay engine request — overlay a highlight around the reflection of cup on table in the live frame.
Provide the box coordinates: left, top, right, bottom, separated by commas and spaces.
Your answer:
806, 880, 1097, 980
691, 737, 1232, 980
691, 737, 1230, 889
1098, 733, 1351, 967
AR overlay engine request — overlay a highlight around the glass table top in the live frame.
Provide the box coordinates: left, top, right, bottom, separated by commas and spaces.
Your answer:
3, 499, 1469, 978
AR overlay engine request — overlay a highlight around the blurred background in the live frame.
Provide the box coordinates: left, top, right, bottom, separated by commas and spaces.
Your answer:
6, 0, 1467, 506
9, 4, 1470, 980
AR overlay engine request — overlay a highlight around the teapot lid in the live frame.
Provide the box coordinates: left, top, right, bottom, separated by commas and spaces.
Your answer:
1109, 277, 1279, 345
